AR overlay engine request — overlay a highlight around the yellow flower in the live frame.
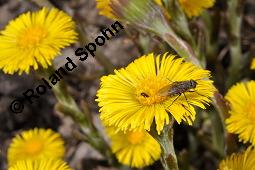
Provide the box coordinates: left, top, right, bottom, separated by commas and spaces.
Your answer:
154, 0, 163, 5
96, 0, 116, 19
225, 81, 255, 145
96, 0, 215, 19
96, 0, 163, 20
8, 128, 65, 166
179, 0, 215, 17
97, 53, 215, 134
218, 147, 255, 170
251, 58, 255, 70
106, 127, 161, 168
0, 8, 77, 74
9, 159, 73, 170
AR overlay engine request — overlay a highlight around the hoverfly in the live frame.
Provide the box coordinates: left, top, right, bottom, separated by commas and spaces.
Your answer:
158, 80, 197, 97
139, 79, 203, 116
157, 79, 198, 108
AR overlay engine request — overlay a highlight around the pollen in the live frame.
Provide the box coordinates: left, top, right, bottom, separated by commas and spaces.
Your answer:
17, 26, 48, 49
136, 76, 169, 105
127, 131, 145, 144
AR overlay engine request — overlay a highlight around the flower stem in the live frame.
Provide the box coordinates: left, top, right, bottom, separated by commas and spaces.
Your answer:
226, 0, 244, 87
148, 17, 201, 67
163, 0, 196, 48
39, 67, 116, 165
120, 0, 201, 67
150, 118, 179, 170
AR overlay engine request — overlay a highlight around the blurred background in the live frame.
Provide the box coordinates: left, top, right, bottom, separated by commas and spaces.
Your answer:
0, 0, 255, 170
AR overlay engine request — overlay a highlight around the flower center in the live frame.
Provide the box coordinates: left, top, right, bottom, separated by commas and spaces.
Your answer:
246, 101, 255, 121
127, 131, 145, 145
136, 76, 169, 105
24, 139, 44, 155
17, 26, 48, 49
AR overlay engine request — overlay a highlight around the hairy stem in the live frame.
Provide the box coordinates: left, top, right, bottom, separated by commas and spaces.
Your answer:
148, 18, 201, 66
150, 119, 179, 170
39, 67, 116, 165
226, 0, 244, 87
164, 0, 196, 49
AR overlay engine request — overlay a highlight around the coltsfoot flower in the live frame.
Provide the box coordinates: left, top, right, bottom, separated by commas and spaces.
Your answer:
8, 128, 65, 166
178, 0, 215, 17
96, 0, 116, 20
96, 0, 215, 19
0, 8, 77, 74
106, 126, 161, 168
96, 0, 165, 22
9, 159, 73, 170
97, 53, 215, 134
225, 81, 255, 145
218, 147, 255, 170
251, 58, 255, 70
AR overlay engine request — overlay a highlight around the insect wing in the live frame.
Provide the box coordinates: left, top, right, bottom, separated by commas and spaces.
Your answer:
157, 84, 174, 96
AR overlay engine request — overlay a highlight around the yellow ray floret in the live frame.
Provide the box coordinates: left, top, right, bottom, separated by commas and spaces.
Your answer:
0, 8, 77, 74
218, 147, 255, 170
96, 0, 116, 19
154, 0, 163, 5
8, 159, 73, 170
106, 126, 161, 168
225, 81, 255, 145
179, 0, 215, 17
97, 53, 215, 134
8, 128, 65, 166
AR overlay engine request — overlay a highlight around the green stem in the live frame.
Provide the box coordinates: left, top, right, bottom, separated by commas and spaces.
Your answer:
162, 0, 205, 66
164, 0, 196, 48
149, 19, 201, 67
226, 0, 244, 87
124, 0, 201, 67
202, 11, 219, 63
150, 119, 179, 170
39, 68, 116, 165
213, 92, 239, 154
161, 29, 201, 67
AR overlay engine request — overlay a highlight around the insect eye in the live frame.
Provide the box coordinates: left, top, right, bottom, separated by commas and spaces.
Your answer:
141, 92, 149, 98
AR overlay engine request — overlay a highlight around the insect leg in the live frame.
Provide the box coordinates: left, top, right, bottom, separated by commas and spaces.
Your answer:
168, 93, 181, 107
166, 78, 174, 83
183, 92, 191, 108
